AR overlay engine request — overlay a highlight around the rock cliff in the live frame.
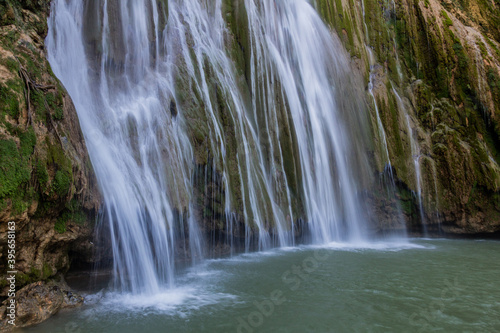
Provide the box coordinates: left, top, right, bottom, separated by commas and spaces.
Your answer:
315, 0, 500, 235
0, 0, 101, 304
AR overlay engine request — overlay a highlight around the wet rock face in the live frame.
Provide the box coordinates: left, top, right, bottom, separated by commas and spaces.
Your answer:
0, 280, 83, 331
315, 0, 500, 235
0, 0, 102, 297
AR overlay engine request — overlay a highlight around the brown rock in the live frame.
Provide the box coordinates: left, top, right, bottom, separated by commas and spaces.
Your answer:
0, 280, 84, 332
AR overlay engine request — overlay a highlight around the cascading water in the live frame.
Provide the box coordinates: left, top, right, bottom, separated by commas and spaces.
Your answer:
361, 5, 392, 174
368, 70, 392, 169
46, 0, 372, 294
393, 87, 437, 234
244, 0, 371, 243
404, 111, 426, 232
47, 0, 198, 293
359, 2, 407, 235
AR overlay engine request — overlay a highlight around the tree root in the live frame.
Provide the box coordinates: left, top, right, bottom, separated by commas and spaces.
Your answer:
16, 57, 56, 129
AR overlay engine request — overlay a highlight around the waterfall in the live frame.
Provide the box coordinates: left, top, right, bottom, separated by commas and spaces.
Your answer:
394, 87, 437, 234
244, 0, 370, 243
404, 112, 427, 234
46, 0, 372, 294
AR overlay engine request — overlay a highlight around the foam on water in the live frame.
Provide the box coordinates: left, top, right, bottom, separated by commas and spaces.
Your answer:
99, 288, 237, 313
317, 241, 430, 252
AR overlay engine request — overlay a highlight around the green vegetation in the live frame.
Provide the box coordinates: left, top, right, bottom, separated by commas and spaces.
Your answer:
54, 215, 67, 233
487, 68, 500, 101
441, 10, 453, 27
16, 262, 54, 286
1, 56, 19, 72
35, 159, 48, 187
47, 92, 64, 120
53, 170, 71, 196
0, 139, 31, 198
0, 84, 20, 118
54, 199, 88, 233
19, 127, 37, 156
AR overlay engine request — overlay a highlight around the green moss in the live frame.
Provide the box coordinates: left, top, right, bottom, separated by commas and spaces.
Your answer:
0, 131, 35, 214
0, 84, 20, 119
401, 198, 415, 216
54, 215, 67, 233
487, 68, 500, 103
36, 159, 48, 188
441, 10, 453, 27
42, 263, 53, 279
488, 68, 500, 87
3, 30, 19, 49
11, 191, 30, 215
19, 127, 37, 157
5, 78, 23, 93
16, 266, 42, 287
62, 199, 87, 225
46, 136, 71, 170
46, 92, 64, 120
53, 169, 71, 196
493, 193, 500, 211
485, 37, 500, 59
0, 198, 7, 211
0, 139, 31, 199
453, 43, 468, 67
1, 56, 19, 73
23, 56, 42, 81
31, 90, 46, 122
477, 40, 488, 59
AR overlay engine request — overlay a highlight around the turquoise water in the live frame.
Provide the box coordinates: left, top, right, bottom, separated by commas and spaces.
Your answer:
23, 239, 500, 332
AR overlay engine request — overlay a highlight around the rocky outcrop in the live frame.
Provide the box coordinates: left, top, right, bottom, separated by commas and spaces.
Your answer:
316, 0, 500, 235
0, 279, 83, 331
0, 0, 101, 305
